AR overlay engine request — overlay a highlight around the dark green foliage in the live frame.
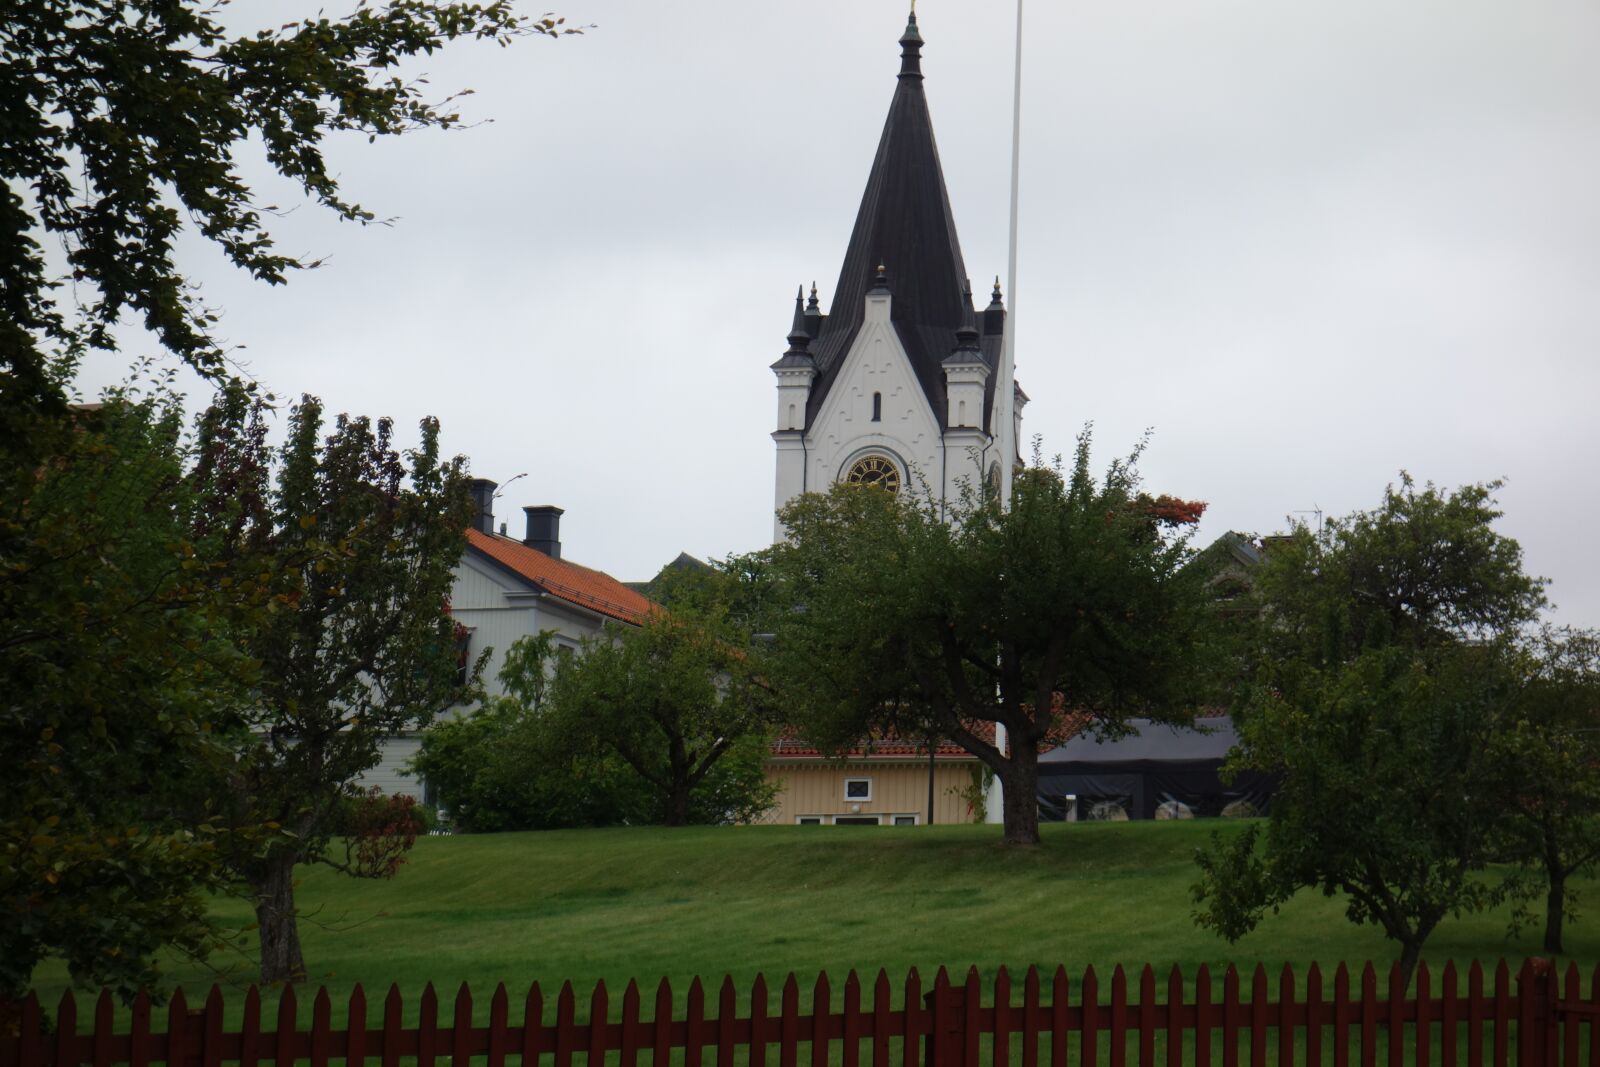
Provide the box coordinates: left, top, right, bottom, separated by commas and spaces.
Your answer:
197, 390, 477, 983
1498, 627, 1600, 954
1193, 476, 1548, 988
411, 633, 659, 832
548, 567, 778, 827
762, 432, 1208, 846
0, 386, 260, 1000
1, 0, 575, 436
414, 565, 779, 831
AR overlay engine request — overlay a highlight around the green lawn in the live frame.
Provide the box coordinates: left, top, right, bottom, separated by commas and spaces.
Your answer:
30, 820, 1600, 1020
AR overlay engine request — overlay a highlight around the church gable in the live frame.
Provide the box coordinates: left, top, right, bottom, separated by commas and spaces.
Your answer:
809, 301, 942, 497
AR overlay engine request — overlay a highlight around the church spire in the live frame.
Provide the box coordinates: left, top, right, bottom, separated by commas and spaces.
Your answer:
800, 12, 972, 431
899, 7, 923, 81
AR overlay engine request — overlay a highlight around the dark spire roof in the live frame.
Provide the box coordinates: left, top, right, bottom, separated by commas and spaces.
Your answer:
770, 285, 816, 371
803, 13, 1000, 432
943, 282, 983, 366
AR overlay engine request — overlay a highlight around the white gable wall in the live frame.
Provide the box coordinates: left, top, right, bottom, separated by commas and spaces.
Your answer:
775, 290, 998, 534
358, 551, 611, 800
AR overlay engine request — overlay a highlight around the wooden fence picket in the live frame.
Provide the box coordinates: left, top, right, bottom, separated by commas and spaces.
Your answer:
1249, 966, 1267, 1067
485, 983, 508, 1067
1493, 960, 1510, 1067
810, 972, 831, 1067
590, 980, 611, 1067
780, 974, 799, 1067
1305, 963, 1323, 1067
311, 985, 333, 1067
688, 976, 707, 1067
1359, 965, 1377, 1067
871, 970, 892, 1067
902, 968, 921, 1067
1440, 962, 1458, 1067
347, 985, 369, 1067
1195, 964, 1213, 1067
383, 985, 404, 1067
720, 976, 739, 1067
1082, 966, 1101, 1067
1415, 963, 1431, 1067
620, 980, 642, 1067
655, 979, 675, 1067
2, 955, 1589, 1067
1276, 965, 1293, 1067
842, 970, 862, 1067
418, 983, 439, 1067
1110, 965, 1128, 1067
1563, 964, 1581, 1067
1333, 964, 1351, 1067
1385, 963, 1403, 1067
750, 974, 770, 1067
1050, 968, 1070, 1067
994, 966, 1012, 1067
1222, 965, 1240, 1067
1138, 965, 1156, 1067
92, 989, 114, 1067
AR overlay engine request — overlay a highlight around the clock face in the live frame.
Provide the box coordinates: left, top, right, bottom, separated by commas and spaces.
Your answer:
846, 455, 901, 493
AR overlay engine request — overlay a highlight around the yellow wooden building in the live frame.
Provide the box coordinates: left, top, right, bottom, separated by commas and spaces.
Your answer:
756, 734, 986, 826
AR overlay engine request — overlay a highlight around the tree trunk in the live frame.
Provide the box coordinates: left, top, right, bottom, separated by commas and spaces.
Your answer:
665, 783, 691, 826
252, 856, 307, 984
999, 745, 1041, 846
1397, 940, 1422, 996
1544, 871, 1566, 955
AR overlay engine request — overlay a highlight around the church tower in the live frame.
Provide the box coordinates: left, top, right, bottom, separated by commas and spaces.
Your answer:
771, 11, 1025, 538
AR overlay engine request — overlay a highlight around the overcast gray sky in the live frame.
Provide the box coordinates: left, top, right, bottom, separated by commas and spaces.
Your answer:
79, 1, 1600, 625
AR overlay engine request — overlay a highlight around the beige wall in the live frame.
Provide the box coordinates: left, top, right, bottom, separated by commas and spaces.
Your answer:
757, 760, 980, 825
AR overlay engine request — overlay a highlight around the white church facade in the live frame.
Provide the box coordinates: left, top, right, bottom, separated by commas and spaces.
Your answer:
771, 11, 1025, 535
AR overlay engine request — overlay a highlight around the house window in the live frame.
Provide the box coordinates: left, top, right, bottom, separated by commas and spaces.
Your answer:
797, 816, 823, 825
893, 815, 918, 826
844, 778, 872, 801
871, 392, 882, 421
833, 815, 880, 826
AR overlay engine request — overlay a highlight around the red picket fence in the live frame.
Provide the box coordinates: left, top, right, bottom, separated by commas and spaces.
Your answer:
3, 958, 1597, 1066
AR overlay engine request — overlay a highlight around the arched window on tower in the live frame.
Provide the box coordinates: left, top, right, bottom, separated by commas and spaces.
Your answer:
872, 392, 882, 422
787, 403, 797, 429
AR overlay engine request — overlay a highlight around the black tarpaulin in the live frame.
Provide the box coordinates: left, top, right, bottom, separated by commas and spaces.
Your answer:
1036, 717, 1277, 821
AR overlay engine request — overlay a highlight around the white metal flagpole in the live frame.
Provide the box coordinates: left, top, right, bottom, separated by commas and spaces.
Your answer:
986, 0, 1025, 828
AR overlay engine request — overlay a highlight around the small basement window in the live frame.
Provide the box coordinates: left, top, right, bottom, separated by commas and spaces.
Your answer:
844, 778, 872, 801
833, 815, 880, 826
797, 816, 823, 825
892, 815, 918, 826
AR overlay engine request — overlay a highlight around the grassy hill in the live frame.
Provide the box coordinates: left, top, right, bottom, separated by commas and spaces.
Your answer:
30, 820, 1600, 1016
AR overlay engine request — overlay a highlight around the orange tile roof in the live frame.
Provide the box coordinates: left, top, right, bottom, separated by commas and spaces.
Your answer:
465, 528, 653, 625
770, 723, 998, 762
770, 715, 1087, 762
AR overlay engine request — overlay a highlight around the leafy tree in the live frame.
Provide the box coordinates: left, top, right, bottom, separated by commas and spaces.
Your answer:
1192, 476, 1548, 988
1498, 626, 1600, 954
1, 0, 575, 435
547, 567, 778, 826
411, 633, 657, 832
762, 433, 1207, 846
196, 391, 476, 983
0, 385, 261, 1000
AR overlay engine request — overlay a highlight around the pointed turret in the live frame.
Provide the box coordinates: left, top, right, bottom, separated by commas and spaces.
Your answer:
943, 282, 989, 430
984, 276, 1007, 337
770, 285, 815, 370
802, 13, 978, 432
804, 283, 823, 339
943, 283, 983, 366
